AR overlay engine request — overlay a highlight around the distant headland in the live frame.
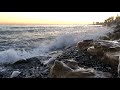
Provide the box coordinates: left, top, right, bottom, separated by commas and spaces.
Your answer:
92, 14, 120, 26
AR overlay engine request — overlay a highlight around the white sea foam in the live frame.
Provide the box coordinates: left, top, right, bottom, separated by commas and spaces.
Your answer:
0, 25, 114, 64
0, 46, 49, 64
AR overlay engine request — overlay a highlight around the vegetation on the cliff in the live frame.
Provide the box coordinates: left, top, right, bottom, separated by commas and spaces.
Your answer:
93, 14, 120, 27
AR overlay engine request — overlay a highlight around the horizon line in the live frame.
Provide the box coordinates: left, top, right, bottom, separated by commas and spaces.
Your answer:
0, 23, 92, 25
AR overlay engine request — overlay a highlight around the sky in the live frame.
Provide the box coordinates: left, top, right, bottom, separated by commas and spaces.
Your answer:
0, 12, 120, 25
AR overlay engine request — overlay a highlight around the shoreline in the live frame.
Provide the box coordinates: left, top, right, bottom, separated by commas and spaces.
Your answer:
0, 25, 120, 78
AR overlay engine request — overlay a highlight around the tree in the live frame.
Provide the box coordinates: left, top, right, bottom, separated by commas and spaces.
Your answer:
104, 16, 114, 26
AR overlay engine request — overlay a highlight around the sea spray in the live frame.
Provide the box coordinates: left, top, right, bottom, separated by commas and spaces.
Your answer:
48, 34, 75, 51
0, 25, 114, 64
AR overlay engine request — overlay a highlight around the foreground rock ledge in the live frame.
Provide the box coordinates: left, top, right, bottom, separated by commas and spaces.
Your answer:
76, 39, 120, 77
50, 60, 111, 78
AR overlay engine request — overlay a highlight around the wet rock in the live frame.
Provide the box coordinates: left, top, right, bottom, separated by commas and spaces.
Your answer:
99, 35, 110, 40
66, 69, 96, 78
50, 60, 96, 78
118, 57, 120, 78
64, 59, 79, 69
43, 57, 56, 67
87, 46, 104, 57
50, 60, 73, 78
0, 72, 3, 78
1, 56, 50, 78
86, 40, 120, 70
109, 32, 120, 40
13, 59, 29, 65
104, 52, 119, 68
94, 71, 112, 78
13, 56, 51, 66
93, 40, 120, 52
10, 71, 21, 78
77, 39, 93, 50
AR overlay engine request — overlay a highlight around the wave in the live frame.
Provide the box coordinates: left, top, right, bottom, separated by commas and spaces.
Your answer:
0, 46, 49, 64
0, 26, 114, 64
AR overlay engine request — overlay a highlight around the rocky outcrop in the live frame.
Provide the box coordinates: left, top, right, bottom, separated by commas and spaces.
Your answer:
50, 60, 112, 78
50, 60, 96, 78
86, 40, 120, 71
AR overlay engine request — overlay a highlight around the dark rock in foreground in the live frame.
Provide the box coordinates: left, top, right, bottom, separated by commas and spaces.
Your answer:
50, 60, 111, 78
0, 56, 51, 78
53, 39, 119, 78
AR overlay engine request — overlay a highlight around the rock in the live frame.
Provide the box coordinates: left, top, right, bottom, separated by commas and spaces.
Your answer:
50, 60, 73, 78
87, 46, 104, 57
104, 52, 119, 66
64, 59, 79, 69
0, 72, 3, 78
87, 40, 120, 69
43, 57, 56, 67
13, 59, 29, 65
111, 32, 120, 40
117, 56, 120, 78
87, 46, 99, 55
94, 40, 120, 52
83, 39, 93, 42
95, 71, 112, 78
13, 56, 51, 66
99, 36, 110, 40
67, 68, 96, 78
10, 71, 21, 78
1, 56, 50, 78
77, 39, 93, 50
50, 60, 96, 78
102, 55, 119, 70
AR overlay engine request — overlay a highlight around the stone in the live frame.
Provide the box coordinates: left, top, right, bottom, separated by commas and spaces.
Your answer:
93, 40, 120, 52
87, 46, 104, 57
64, 59, 79, 69
10, 71, 21, 78
87, 46, 98, 54
103, 52, 119, 69
87, 40, 120, 69
67, 68, 96, 78
94, 71, 112, 78
99, 36, 110, 40
77, 39, 93, 50
50, 60, 96, 78
118, 57, 120, 78
50, 60, 73, 78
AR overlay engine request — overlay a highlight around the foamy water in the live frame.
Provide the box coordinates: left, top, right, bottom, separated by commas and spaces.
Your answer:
0, 25, 113, 63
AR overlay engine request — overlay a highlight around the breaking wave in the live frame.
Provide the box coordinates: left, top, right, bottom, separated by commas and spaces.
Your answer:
0, 25, 114, 63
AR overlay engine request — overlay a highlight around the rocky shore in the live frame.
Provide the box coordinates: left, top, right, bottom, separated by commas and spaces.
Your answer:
0, 25, 120, 78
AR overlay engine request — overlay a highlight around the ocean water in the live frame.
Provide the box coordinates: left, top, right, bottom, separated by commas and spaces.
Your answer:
0, 25, 113, 63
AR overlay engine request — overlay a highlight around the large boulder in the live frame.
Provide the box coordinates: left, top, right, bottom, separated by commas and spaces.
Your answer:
87, 40, 120, 69
93, 40, 120, 52
50, 60, 96, 78
50, 60, 73, 78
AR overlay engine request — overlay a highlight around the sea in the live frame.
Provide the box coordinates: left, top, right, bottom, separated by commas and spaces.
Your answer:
0, 24, 113, 64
